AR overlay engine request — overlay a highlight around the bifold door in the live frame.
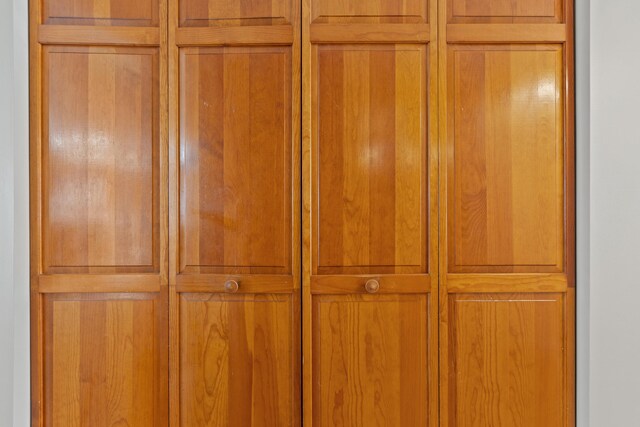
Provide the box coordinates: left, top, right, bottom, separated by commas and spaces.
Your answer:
167, 0, 301, 424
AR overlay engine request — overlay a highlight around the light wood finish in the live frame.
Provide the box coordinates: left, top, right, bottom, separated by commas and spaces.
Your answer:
310, 23, 430, 43
446, 23, 566, 43
176, 25, 294, 46
42, 46, 159, 274
447, 293, 566, 426
312, 44, 428, 275
448, 45, 564, 274
180, 0, 291, 27
303, 0, 440, 424
42, 293, 168, 426
44, 0, 159, 26
438, 0, 575, 425
39, 25, 160, 45
179, 46, 292, 275
312, 294, 429, 426
179, 293, 295, 426
311, 0, 427, 23
30, 0, 169, 424
448, 0, 562, 23
168, 0, 301, 423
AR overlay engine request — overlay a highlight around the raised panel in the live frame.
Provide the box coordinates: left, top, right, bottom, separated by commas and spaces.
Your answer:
180, 0, 290, 27
43, 293, 167, 426
448, 293, 565, 426
312, 294, 429, 426
448, 45, 564, 273
42, 46, 159, 274
449, 0, 562, 23
179, 293, 294, 426
179, 47, 291, 275
313, 44, 427, 275
311, 0, 427, 23
44, 0, 158, 26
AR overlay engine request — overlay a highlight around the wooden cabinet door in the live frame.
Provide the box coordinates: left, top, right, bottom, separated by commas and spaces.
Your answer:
30, 0, 168, 425
302, 1, 439, 425
437, 1, 575, 425
168, 0, 301, 425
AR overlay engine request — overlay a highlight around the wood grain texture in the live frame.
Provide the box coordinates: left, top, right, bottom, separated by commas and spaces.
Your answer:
312, 44, 428, 275
179, 47, 292, 275
311, 0, 427, 23
44, 0, 158, 26
448, 45, 564, 273
448, 293, 565, 426
449, 0, 562, 23
180, 0, 291, 27
42, 46, 160, 274
179, 293, 294, 426
312, 294, 429, 426
43, 292, 168, 427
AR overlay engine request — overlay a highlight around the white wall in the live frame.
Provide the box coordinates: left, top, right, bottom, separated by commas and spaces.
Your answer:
1, 0, 30, 426
590, 1, 640, 425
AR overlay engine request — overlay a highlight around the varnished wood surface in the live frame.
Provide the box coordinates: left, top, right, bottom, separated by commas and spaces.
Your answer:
448, 293, 565, 426
448, 45, 564, 274
312, 294, 429, 426
312, 44, 428, 275
179, 46, 292, 275
311, 0, 427, 23
180, 0, 291, 27
449, 0, 562, 23
43, 292, 168, 426
44, 0, 159, 26
179, 293, 295, 426
42, 46, 160, 274
168, 0, 301, 424
446, 23, 566, 42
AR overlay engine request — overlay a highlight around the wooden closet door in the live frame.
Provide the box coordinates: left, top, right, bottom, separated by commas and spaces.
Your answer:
30, 0, 168, 425
302, 1, 439, 425
168, 0, 301, 425
437, 0, 575, 426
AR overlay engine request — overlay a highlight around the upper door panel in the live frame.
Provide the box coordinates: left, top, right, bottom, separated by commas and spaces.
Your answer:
313, 44, 428, 276
179, 46, 292, 275
448, 0, 563, 23
447, 45, 564, 274
42, 46, 160, 274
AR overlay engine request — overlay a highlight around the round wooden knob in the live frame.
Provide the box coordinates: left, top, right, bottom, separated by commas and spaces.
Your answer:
224, 280, 239, 293
364, 279, 380, 294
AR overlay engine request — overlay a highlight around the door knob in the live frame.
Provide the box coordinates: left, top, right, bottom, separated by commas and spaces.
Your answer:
224, 280, 239, 293
365, 279, 380, 294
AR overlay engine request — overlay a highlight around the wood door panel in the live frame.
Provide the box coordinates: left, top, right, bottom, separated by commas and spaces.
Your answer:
44, 0, 158, 26
43, 293, 167, 426
42, 46, 159, 274
313, 44, 428, 275
178, 293, 294, 426
180, 0, 290, 26
448, 293, 565, 426
179, 47, 291, 275
312, 294, 429, 426
449, 0, 562, 23
448, 45, 564, 273
311, 0, 427, 23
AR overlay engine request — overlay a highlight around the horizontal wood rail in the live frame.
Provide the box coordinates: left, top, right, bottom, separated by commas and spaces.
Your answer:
311, 274, 431, 294
175, 274, 294, 293
38, 25, 160, 46
447, 24, 566, 43
38, 274, 163, 293
176, 25, 294, 46
446, 273, 568, 293
310, 23, 430, 43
